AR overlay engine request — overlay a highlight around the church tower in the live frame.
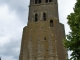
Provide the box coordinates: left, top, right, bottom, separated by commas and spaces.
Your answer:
19, 0, 67, 60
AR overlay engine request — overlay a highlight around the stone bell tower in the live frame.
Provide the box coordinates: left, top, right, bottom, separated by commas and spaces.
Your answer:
19, 0, 67, 60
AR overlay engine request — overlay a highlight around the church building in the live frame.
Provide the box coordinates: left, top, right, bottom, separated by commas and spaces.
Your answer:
19, 0, 67, 60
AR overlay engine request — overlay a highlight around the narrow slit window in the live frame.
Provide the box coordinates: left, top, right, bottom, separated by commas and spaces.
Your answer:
43, 13, 46, 21
35, 13, 38, 22
50, 20, 53, 27
45, 0, 48, 3
39, 0, 41, 3
35, 0, 37, 4
44, 37, 46, 40
49, 0, 52, 2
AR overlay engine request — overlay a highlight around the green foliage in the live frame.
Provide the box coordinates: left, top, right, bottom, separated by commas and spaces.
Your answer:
64, 0, 80, 60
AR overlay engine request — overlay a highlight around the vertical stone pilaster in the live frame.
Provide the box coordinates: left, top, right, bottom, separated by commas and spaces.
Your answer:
37, 38, 44, 60
48, 34, 54, 60
28, 34, 33, 60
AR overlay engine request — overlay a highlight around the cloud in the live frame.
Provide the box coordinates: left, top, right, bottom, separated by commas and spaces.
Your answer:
0, 0, 30, 22
58, 0, 76, 34
0, 5, 25, 60
0, 39, 20, 60
1, 55, 17, 60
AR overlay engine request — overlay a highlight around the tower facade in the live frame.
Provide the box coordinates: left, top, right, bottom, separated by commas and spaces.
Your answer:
19, 0, 67, 60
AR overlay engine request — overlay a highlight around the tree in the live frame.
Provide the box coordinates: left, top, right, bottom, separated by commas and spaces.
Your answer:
64, 0, 80, 60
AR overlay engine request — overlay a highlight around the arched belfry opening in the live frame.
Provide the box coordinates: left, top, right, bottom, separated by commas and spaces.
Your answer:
50, 20, 53, 27
45, 0, 52, 3
35, 0, 41, 4
35, 0, 37, 4
43, 13, 46, 21
49, 0, 52, 2
39, 0, 41, 3
35, 13, 38, 22
45, 0, 48, 3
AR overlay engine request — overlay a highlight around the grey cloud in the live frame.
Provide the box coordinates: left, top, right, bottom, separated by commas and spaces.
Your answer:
0, 37, 21, 60
0, 10, 24, 60
58, 0, 76, 34
0, 0, 29, 60
0, 0, 30, 23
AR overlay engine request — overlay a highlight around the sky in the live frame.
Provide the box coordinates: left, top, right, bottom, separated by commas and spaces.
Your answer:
0, 0, 76, 60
